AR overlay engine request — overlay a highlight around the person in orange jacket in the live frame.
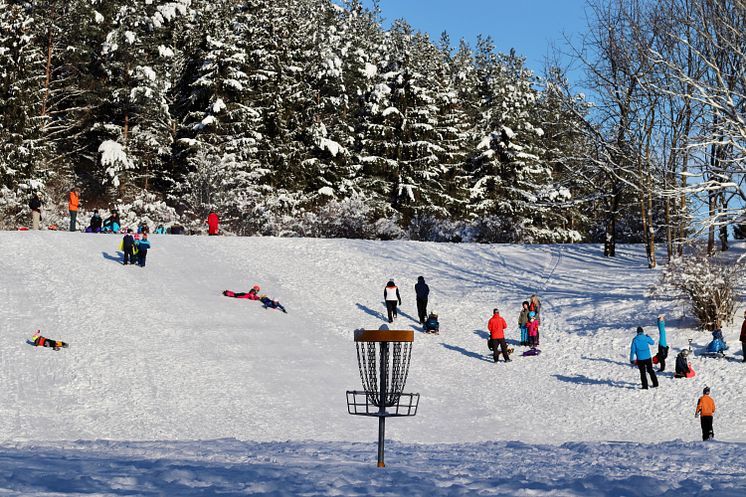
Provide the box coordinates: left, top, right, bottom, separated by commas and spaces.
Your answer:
488, 308, 510, 363
695, 386, 716, 440
68, 188, 80, 231
207, 211, 219, 236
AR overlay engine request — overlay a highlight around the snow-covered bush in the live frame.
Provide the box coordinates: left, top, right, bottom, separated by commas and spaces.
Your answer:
408, 215, 466, 242
654, 248, 745, 330
113, 191, 180, 231
314, 197, 377, 239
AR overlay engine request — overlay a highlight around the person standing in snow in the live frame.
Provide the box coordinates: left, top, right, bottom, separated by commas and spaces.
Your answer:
518, 301, 530, 346
488, 308, 510, 363
655, 314, 669, 372
415, 276, 429, 324
384, 280, 401, 323
136, 233, 151, 267
207, 211, 219, 236
740, 310, 746, 363
68, 188, 80, 231
529, 294, 541, 323
122, 229, 135, 265
29, 193, 43, 230
630, 326, 658, 389
695, 386, 716, 440
526, 311, 539, 348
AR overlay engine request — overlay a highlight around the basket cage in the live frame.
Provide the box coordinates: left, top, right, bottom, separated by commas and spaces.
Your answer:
356, 340, 412, 407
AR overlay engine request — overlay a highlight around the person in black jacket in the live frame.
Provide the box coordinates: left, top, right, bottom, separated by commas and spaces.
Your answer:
122, 229, 135, 265
89, 210, 103, 233
415, 276, 430, 324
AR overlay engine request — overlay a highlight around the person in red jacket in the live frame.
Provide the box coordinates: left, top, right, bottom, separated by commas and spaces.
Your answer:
740, 310, 746, 362
488, 308, 511, 363
207, 211, 219, 236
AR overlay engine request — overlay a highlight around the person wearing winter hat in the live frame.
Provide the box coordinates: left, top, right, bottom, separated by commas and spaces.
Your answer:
630, 326, 658, 389
526, 311, 539, 348
695, 386, 716, 440
740, 310, 746, 363
384, 280, 401, 323
414, 276, 430, 325
488, 308, 510, 363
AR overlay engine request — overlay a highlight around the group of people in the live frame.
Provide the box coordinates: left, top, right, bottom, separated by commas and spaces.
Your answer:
383, 277, 440, 333
223, 285, 287, 313
120, 230, 151, 267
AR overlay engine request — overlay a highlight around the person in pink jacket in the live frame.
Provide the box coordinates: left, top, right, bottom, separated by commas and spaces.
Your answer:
223, 284, 260, 300
526, 311, 539, 348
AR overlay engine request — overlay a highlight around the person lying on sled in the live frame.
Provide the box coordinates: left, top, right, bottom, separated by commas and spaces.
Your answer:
30, 331, 68, 350
223, 284, 261, 300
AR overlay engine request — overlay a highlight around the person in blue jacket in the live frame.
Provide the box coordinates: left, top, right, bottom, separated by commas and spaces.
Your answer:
630, 326, 659, 389
135, 233, 151, 267
655, 314, 669, 372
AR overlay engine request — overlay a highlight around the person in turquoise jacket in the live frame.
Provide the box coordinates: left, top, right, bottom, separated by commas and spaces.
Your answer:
655, 314, 669, 372
630, 326, 659, 389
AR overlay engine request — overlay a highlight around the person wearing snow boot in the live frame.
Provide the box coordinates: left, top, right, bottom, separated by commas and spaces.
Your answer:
488, 308, 511, 363
526, 311, 540, 349
30, 331, 68, 350
674, 349, 695, 378
424, 312, 440, 334
705, 327, 728, 356
384, 280, 401, 323
655, 314, 669, 372
518, 301, 530, 346
122, 229, 135, 265
223, 285, 261, 300
695, 386, 716, 440
135, 233, 151, 267
260, 295, 287, 313
630, 326, 658, 389
415, 276, 429, 324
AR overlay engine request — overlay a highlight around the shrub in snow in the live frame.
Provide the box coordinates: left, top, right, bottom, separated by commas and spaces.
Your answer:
408, 215, 466, 242
113, 191, 180, 231
654, 247, 745, 330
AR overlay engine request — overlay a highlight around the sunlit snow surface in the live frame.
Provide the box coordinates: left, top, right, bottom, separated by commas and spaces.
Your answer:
1, 232, 745, 495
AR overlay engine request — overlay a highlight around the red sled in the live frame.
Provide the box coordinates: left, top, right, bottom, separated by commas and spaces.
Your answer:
18, 227, 29, 231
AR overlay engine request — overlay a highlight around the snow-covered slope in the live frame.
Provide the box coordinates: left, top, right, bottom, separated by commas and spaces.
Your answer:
1, 232, 745, 494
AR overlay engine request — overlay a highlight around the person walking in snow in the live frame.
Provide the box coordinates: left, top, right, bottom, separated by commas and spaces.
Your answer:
384, 280, 401, 323
207, 211, 219, 236
415, 276, 429, 324
695, 386, 716, 440
518, 301, 530, 346
68, 187, 80, 231
28, 193, 43, 230
122, 229, 135, 265
656, 314, 669, 372
488, 308, 510, 363
740, 310, 746, 362
630, 326, 658, 389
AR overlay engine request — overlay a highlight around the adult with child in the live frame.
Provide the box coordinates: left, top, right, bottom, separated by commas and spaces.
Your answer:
630, 326, 658, 389
68, 188, 80, 231
384, 280, 401, 323
695, 386, 716, 440
655, 314, 669, 372
488, 308, 511, 363
415, 276, 429, 325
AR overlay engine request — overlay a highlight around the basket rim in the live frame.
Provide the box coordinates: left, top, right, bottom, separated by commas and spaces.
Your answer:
354, 329, 414, 343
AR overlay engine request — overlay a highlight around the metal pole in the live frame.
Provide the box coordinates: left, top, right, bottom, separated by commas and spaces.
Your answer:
377, 341, 388, 468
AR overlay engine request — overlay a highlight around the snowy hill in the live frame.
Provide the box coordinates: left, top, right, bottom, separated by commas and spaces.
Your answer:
2, 232, 746, 495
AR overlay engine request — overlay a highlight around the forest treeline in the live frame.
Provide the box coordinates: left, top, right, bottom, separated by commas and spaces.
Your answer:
1, 0, 745, 262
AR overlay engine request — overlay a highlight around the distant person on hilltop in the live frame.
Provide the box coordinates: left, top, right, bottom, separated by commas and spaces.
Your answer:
695, 386, 716, 440
28, 193, 43, 230
488, 308, 510, 363
384, 280, 401, 323
630, 326, 658, 389
68, 188, 80, 231
655, 315, 669, 372
207, 211, 219, 236
88, 209, 102, 233
414, 276, 429, 324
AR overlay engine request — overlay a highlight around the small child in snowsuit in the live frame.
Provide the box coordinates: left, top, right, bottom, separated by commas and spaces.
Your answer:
424, 312, 440, 334
136, 233, 151, 267
518, 301, 529, 346
526, 311, 539, 348
260, 295, 287, 313
122, 229, 135, 265
30, 331, 68, 350
674, 349, 695, 378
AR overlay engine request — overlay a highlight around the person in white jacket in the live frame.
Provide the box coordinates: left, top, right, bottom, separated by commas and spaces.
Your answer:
384, 280, 401, 323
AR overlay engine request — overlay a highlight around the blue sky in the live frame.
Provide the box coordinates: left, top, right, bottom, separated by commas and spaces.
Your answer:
360, 0, 589, 78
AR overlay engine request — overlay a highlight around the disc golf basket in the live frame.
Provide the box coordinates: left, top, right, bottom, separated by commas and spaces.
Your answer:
346, 329, 419, 467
